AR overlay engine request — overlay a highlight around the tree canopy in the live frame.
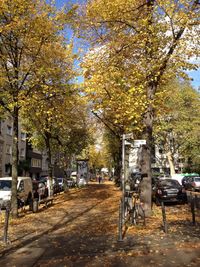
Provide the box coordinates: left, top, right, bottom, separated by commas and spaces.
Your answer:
0, 0, 77, 217
75, 0, 200, 215
154, 80, 200, 175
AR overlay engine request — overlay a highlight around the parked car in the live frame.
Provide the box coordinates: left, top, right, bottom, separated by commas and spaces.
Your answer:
70, 172, 77, 183
32, 180, 48, 200
66, 178, 76, 188
53, 178, 61, 194
39, 177, 60, 195
57, 178, 64, 191
152, 178, 186, 205
0, 177, 33, 208
172, 173, 199, 185
183, 176, 200, 192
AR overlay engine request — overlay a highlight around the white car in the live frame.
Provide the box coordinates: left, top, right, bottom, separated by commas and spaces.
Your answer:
78, 177, 86, 187
0, 177, 33, 208
70, 172, 77, 183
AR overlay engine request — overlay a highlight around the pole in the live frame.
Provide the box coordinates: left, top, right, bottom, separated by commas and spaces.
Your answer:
161, 201, 168, 233
3, 201, 10, 244
118, 198, 123, 242
122, 134, 125, 224
191, 196, 195, 225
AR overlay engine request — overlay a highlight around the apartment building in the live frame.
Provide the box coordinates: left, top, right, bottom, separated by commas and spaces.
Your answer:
0, 117, 27, 177
26, 141, 42, 179
127, 142, 185, 177
0, 117, 43, 178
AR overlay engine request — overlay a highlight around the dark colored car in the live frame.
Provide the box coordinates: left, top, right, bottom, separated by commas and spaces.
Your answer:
57, 178, 64, 191
52, 178, 61, 194
183, 176, 200, 192
32, 180, 48, 200
152, 178, 186, 205
66, 178, 76, 188
39, 177, 60, 195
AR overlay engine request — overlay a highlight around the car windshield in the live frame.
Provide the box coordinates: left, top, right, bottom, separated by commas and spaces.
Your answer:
194, 177, 200, 182
0, 180, 12, 191
159, 179, 179, 187
57, 178, 63, 182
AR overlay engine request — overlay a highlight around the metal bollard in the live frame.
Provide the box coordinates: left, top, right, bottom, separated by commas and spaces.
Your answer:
118, 198, 123, 242
191, 196, 196, 225
161, 201, 168, 233
3, 201, 11, 244
32, 199, 39, 213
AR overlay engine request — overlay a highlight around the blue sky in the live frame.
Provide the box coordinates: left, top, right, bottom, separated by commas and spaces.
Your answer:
55, 0, 85, 8
55, 0, 200, 90
187, 70, 200, 90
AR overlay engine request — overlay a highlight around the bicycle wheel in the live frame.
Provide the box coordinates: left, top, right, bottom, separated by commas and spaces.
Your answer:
138, 204, 146, 226
124, 199, 132, 223
132, 205, 139, 225
132, 204, 146, 226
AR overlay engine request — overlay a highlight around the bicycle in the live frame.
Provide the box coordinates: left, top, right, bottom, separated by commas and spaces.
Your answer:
131, 191, 145, 226
118, 176, 146, 241
124, 191, 133, 225
124, 178, 146, 226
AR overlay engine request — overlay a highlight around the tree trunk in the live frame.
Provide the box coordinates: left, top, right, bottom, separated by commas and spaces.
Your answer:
113, 144, 122, 186
140, 83, 156, 216
45, 135, 53, 197
11, 106, 19, 218
166, 151, 175, 176
139, 144, 152, 217
63, 157, 71, 192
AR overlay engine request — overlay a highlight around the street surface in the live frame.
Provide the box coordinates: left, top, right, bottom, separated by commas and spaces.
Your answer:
0, 181, 200, 266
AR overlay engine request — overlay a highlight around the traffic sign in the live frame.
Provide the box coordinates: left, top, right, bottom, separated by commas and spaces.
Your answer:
134, 140, 146, 146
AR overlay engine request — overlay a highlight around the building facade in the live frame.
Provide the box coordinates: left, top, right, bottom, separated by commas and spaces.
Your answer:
0, 117, 27, 177
0, 117, 42, 178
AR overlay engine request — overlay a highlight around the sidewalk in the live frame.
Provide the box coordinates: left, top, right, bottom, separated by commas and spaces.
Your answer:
0, 181, 199, 266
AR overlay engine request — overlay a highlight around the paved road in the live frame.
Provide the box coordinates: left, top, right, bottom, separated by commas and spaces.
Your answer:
0, 182, 199, 267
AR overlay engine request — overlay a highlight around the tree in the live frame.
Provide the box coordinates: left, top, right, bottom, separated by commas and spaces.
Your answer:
0, 0, 75, 217
75, 0, 200, 215
154, 80, 200, 175
81, 46, 147, 182
22, 81, 90, 192
102, 129, 122, 182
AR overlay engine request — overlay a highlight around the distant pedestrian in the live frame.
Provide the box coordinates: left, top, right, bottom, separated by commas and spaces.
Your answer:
98, 174, 102, 184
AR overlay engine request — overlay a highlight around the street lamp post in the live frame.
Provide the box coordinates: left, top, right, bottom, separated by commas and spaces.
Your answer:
121, 134, 125, 223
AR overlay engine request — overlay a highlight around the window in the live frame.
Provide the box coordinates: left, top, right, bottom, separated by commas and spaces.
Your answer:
20, 148, 25, 157
31, 158, 41, 168
0, 180, 12, 191
18, 181, 24, 192
21, 132, 26, 141
6, 145, 12, 154
5, 163, 11, 174
7, 125, 12, 135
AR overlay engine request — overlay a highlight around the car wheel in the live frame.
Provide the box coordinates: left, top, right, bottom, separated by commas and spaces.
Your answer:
26, 192, 33, 205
